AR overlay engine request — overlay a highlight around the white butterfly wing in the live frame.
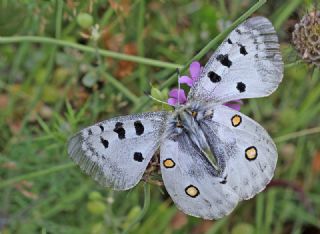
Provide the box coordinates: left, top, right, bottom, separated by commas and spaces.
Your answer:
199, 105, 277, 200
189, 16, 283, 103
160, 104, 277, 219
160, 132, 240, 220
68, 112, 168, 190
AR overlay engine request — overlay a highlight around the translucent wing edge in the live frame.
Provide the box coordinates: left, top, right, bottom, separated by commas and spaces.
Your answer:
68, 133, 117, 188
243, 16, 284, 95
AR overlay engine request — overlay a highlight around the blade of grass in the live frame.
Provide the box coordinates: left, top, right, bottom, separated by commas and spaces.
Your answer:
205, 217, 228, 234
255, 194, 265, 234
272, 0, 304, 30
273, 138, 305, 234
275, 126, 320, 143
95, 44, 140, 104
42, 183, 90, 218
122, 183, 150, 234
0, 163, 75, 190
137, 0, 147, 91
17, 0, 64, 133
0, 36, 183, 69
265, 190, 276, 234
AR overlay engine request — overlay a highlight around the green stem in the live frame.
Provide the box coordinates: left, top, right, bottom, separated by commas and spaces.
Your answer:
255, 194, 265, 234
273, 0, 303, 30
284, 60, 303, 69
122, 183, 150, 234
18, 0, 64, 132
101, 72, 139, 104
0, 36, 182, 69
137, 0, 147, 90
0, 163, 75, 189
93, 37, 139, 103
274, 126, 320, 143
55, 0, 63, 39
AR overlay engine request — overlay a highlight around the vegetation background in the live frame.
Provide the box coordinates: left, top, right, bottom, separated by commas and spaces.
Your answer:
0, 0, 320, 233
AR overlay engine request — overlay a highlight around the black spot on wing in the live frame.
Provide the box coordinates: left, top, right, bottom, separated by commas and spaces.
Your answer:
227, 38, 232, 44
134, 120, 144, 135
239, 45, 248, 55
207, 71, 221, 83
99, 125, 104, 132
133, 152, 144, 162
236, 82, 246, 93
217, 54, 232, 68
113, 122, 126, 139
236, 29, 241, 34
100, 136, 109, 148
219, 175, 228, 184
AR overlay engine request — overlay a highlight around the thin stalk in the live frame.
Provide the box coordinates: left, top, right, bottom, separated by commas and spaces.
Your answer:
137, 0, 147, 90
92, 39, 139, 104
0, 36, 182, 69
101, 71, 139, 104
55, 0, 63, 39
273, 0, 304, 30
274, 126, 320, 143
17, 0, 64, 132
122, 183, 151, 234
255, 194, 265, 234
284, 60, 303, 69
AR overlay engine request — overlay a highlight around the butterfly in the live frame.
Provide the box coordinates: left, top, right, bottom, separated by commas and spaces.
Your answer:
67, 16, 283, 219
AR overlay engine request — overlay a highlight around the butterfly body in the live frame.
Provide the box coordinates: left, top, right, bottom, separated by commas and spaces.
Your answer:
68, 16, 283, 219
167, 103, 224, 174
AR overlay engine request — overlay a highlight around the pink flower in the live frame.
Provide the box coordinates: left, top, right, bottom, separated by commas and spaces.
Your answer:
223, 99, 243, 112
167, 61, 243, 111
167, 61, 201, 105
167, 88, 187, 106
178, 61, 201, 87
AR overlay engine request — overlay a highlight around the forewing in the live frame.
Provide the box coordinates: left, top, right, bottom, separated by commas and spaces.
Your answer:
160, 132, 240, 220
189, 16, 283, 103
68, 112, 168, 190
199, 105, 277, 199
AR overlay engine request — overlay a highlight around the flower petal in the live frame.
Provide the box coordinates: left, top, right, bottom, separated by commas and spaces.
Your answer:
189, 61, 201, 80
223, 100, 243, 111
179, 90, 187, 104
168, 88, 187, 104
179, 76, 193, 87
168, 88, 179, 99
167, 98, 177, 106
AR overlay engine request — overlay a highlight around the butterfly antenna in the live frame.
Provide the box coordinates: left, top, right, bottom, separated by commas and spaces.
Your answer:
177, 68, 181, 105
